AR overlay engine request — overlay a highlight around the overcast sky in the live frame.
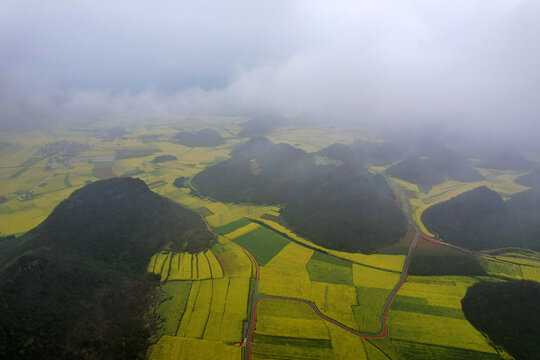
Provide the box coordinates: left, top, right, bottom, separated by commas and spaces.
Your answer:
1, 0, 539, 138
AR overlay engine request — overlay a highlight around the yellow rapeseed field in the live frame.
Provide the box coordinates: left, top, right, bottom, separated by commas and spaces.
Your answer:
196, 252, 212, 279
387, 310, 497, 353
206, 250, 224, 278
311, 282, 358, 330
254, 217, 406, 272
176, 281, 202, 337
256, 313, 330, 340
258, 243, 314, 299
205, 202, 278, 227
223, 222, 259, 240
202, 278, 229, 340
220, 277, 250, 343
185, 280, 213, 338
352, 264, 400, 289
148, 335, 240, 360
211, 237, 252, 278
327, 325, 368, 360
150, 250, 225, 281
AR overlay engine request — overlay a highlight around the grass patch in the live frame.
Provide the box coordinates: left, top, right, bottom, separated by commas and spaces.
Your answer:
258, 300, 320, 320
120, 168, 145, 177
393, 294, 429, 305
20, 156, 43, 167
202, 278, 229, 340
92, 162, 116, 180
390, 300, 464, 319
260, 213, 288, 226
408, 238, 486, 276
148, 335, 240, 360
0, 206, 14, 215
115, 148, 160, 159
192, 207, 214, 217
232, 227, 289, 266
220, 277, 250, 342
385, 339, 501, 360
9, 167, 30, 179
478, 257, 523, 279
352, 286, 391, 333
148, 180, 167, 189
154, 281, 192, 337
253, 334, 331, 349
307, 251, 354, 285
252, 333, 334, 360
63, 173, 72, 187
387, 310, 496, 353
212, 218, 252, 235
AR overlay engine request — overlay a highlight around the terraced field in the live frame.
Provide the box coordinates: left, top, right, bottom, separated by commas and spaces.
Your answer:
148, 236, 252, 359
148, 250, 224, 281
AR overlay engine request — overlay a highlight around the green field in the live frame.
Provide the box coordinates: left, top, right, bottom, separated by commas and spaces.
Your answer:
212, 218, 252, 235
231, 226, 290, 266
306, 251, 354, 285
2, 119, 540, 360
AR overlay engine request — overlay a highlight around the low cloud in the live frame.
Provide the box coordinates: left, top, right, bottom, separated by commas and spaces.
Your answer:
1, 0, 539, 140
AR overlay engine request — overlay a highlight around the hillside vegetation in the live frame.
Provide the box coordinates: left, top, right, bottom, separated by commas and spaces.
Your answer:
0, 178, 215, 360
192, 137, 407, 252
422, 186, 540, 250
238, 115, 285, 137
152, 154, 178, 163
386, 150, 482, 186
474, 148, 533, 170
319, 141, 483, 186
516, 166, 540, 188
172, 129, 225, 147
461, 280, 540, 360
317, 141, 404, 166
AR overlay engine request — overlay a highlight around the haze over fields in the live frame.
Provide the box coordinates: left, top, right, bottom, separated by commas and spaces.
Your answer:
2, 2, 540, 360
1, 0, 540, 144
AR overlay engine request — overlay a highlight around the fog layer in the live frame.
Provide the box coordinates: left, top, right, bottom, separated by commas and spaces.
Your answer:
1, 0, 539, 138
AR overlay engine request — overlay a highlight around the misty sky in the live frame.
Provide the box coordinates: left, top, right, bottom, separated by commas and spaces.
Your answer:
1, 0, 539, 137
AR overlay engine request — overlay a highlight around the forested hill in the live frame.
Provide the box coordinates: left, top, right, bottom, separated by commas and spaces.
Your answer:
172, 128, 225, 147
422, 186, 540, 250
516, 166, 540, 188
316, 141, 403, 167
461, 280, 540, 360
318, 142, 483, 186
0, 178, 215, 360
385, 150, 483, 186
192, 137, 407, 253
